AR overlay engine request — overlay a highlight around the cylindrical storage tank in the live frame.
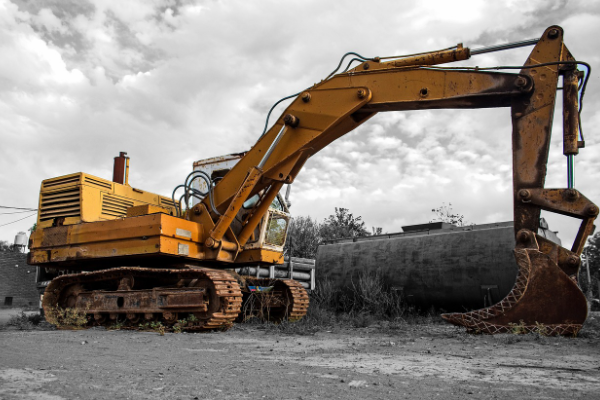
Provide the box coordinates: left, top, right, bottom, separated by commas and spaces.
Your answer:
14, 231, 28, 247
316, 222, 519, 312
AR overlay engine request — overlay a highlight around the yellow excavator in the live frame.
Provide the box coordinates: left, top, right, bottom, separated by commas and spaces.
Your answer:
29, 26, 596, 335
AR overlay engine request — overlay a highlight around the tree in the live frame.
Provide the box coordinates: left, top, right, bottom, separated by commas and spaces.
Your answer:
284, 216, 322, 259
320, 207, 370, 240
581, 232, 600, 302
0, 240, 13, 251
430, 202, 467, 226
284, 208, 373, 259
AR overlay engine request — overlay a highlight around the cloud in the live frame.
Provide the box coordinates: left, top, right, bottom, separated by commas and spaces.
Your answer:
0, 0, 599, 251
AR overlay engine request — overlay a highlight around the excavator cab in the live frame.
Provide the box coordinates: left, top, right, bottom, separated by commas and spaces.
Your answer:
191, 152, 292, 253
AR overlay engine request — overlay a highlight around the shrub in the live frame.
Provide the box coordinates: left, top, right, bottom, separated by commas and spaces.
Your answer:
7, 311, 40, 330
45, 306, 89, 329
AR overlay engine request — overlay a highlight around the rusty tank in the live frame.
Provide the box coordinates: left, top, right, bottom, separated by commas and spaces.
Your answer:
316, 220, 563, 312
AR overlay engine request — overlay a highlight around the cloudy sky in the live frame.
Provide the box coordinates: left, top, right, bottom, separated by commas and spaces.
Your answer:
1, 0, 599, 249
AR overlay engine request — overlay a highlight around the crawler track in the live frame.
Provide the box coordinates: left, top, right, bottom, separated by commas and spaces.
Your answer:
43, 267, 243, 331
282, 279, 310, 322
241, 278, 309, 322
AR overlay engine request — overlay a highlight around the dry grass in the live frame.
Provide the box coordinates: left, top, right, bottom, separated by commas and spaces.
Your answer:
45, 306, 89, 329
257, 273, 441, 334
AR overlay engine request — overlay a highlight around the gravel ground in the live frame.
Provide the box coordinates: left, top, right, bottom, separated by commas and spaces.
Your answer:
1, 313, 599, 400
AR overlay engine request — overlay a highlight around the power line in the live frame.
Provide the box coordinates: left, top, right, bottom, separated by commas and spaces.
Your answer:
0, 205, 37, 211
0, 210, 37, 215
0, 213, 37, 227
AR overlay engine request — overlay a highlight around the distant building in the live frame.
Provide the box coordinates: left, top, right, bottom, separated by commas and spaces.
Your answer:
0, 251, 38, 308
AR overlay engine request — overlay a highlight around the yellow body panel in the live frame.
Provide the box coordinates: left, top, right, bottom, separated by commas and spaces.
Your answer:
31, 172, 285, 267
235, 249, 284, 265
37, 173, 177, 229
126, 204, 171, 217
29, 214, 206, 265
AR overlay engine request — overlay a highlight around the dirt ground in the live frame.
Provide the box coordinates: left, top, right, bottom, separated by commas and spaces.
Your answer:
1, 314, 599, 400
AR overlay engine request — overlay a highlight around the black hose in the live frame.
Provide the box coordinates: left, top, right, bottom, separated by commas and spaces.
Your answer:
259, 92, 302, 139
341, 58, 370, 73
324, 52, 375, 80
172, 170, 222, 217
258, 52, 377, 140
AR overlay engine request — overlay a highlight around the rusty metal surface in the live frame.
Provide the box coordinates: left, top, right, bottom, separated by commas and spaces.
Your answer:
517, 188, 598, 254
43, 266, 310, 331
511, 26, 569, 236
442, 230, 587, 336
79, 287, 210, 315
536, 235, 580, 277
437, 25, 598, 335
112, 152, 129, 185
43, 267, 243, 331
240, 278, 309, 322
519, 188, 597, 218
562, 69, 580, 156
328, 70, 534, 112
387, 44, 470, 67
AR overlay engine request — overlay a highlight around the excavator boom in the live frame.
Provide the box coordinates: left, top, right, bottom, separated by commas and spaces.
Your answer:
200, 25, 595, 334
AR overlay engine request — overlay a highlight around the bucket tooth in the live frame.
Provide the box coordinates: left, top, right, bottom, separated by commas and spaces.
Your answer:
441, 247, 588, 336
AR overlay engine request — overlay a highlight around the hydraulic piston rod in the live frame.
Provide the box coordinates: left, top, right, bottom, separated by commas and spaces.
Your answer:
471, 38, 539, 55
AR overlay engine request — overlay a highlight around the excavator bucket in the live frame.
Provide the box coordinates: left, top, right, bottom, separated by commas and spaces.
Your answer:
443, 26, 597, 336
442, 231, 588, 336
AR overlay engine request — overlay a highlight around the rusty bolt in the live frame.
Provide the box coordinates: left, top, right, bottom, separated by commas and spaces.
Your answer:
363, 62, 370, 70
518, 189, 531, 201
301, 92, 311, 103
194, 206, 201, 215
548, 29, 560, 39
357, 89, 367, 99
567, 255, 580, 266
565, 189, 579, 201
205, 237, 218, 248
514, 76, 528, 89
283, 114, 300, 127
516, 229, 531, 244
586, 204, 599, 217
